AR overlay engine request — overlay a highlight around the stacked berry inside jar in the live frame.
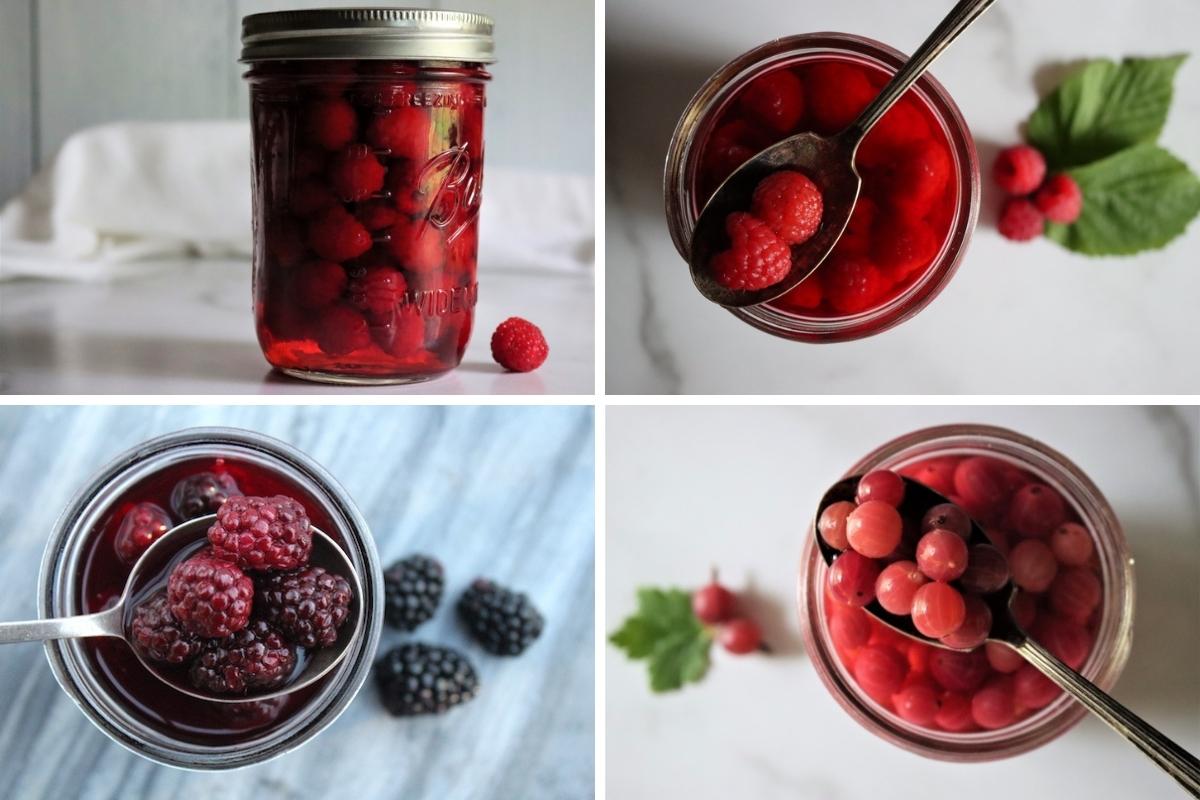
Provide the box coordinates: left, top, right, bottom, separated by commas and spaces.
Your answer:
820, 460, 1103, 732
695, 57, 957, 316
81, 458, 352, 743
249, 60, 486, 379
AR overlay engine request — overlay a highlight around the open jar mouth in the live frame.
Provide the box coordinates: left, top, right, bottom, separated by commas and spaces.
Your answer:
38, 428, 383, 770
797, 425, 1135, 761
664, 32, 980, 342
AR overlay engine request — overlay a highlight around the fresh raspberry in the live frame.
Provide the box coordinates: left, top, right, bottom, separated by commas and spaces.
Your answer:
316, 304, 372, 355
288, 178, 337, 218
709, 212, 791, 291
739, 69, 805, 135
823, 253, 887, 314
294, 260, 348, 310
751, 170, 824, 245
170, 471, 242, 521
303, 98, 358, 151
871, 217, 939, 281
373, 310, 426, 356
348, 264, 407, 322
357, 200, 400, 231
386, 218, 444, 274
1034, 174, 1083, 223
308, 206, 373, 262
491, 317, 549, 372
366, 107, 431, 162
167, 551, 254, 638
328, 145, 386, 202
998, 197, 1044, 241
208, 495, 313, 572
701, 120, 763, 187
773, 276, 823, 311
881, 138, 951, 219
804, 62, 876, 134
256, 566, 353, 649
189, 620, 297, 695
858, 99, 930, 168
992, 145, 1046, 196
130, 591, 201, 665
114, 502, 172, 563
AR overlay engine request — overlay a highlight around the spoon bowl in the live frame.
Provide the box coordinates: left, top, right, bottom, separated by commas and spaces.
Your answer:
0, 515, 363, 704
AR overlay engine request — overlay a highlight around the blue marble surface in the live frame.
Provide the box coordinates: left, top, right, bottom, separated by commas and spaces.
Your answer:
0, 405, 595, 800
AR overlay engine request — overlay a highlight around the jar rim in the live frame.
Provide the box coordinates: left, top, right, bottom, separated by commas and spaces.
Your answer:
38, 427, 383, 770
663, 32, 980, 342
240, 7, 496, 63
797, 424, 1135, 761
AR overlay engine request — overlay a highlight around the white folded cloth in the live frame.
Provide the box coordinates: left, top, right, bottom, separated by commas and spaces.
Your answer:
0, 121, 593, 281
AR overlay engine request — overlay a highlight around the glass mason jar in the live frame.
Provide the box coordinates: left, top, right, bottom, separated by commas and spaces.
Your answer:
38, 428, 383, 769
664, 33, 980, 342
241, 9, 494, 384
798, 424, 1134, 760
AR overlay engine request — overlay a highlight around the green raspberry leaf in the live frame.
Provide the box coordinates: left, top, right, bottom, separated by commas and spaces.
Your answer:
609, 587, 712, 693
1027, 55, 1187, 169
1045, 143, 1200, 256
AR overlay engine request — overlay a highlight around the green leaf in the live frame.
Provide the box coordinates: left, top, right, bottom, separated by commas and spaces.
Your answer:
1045, 143, 1200, 256
608, 587, 712, 693
1027, 55, 1187, 169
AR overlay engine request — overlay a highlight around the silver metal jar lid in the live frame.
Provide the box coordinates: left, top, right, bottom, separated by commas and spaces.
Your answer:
240, 7, 495, 63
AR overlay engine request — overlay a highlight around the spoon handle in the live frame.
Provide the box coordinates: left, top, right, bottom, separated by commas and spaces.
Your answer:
0, 606, 123, 644
844, 0, 996, 145
1013, 637, 1200, 796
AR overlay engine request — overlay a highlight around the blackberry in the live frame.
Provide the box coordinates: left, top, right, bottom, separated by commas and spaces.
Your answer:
256, 565, 352, 648
382, 555, 444, 631
167, 551, 254, 638
457, 578, 544, 656
189, 620, 296, 695
130, 592, 201, 665
208, 495, 312, 572
170, 471, 243, 521
375, 643, 479, 716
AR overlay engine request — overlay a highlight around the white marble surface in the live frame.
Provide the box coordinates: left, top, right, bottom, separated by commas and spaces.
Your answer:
606, 405, 1200, 799
0, 260, 593, 395
606, 0, 1200, 394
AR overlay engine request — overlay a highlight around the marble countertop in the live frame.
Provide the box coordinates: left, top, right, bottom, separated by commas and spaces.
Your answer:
606, 0, 1200, 394
0, 405, 595, 800
0, 260, 594, 395
606, 405, 1200, 799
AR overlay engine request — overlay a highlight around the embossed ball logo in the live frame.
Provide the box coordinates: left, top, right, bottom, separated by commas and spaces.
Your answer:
417, 143, 481, 244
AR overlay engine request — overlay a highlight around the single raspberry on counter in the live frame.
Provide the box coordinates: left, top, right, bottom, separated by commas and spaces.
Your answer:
114, 502, 173, 563
130, 591, 201, 665
288, 178, 337, 218
998, 197, 1045, 241
348, 263, 407, 322
328, 145, 386, 202
386, 217, 444, 273
308, 206, 373, 262
366, 107, 431, 162
170, 471, 243, 522
303, 98, 358, 151
992, 145, 1046, 196
804, 62, 876, 134
208, 495, 312, 572
823, 253, 888, 314
167, 551, 254, 639
739, 69, 805, 135
294, 260, 348, 310
256, 566, 353, 649
316, 304, 373, 356
190, 620, 297, 695
1034, 174, 1083, 223
871, 217, 939, 281
490, 317, 549, 372
710, 212, 791, 291
751, 170, 824, 246
357, 200, 400, 231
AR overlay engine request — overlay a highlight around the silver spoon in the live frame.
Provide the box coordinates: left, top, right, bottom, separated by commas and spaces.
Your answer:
815, 475, 1200, 796
690, 0, 996, 308
0, 515, 363, 703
